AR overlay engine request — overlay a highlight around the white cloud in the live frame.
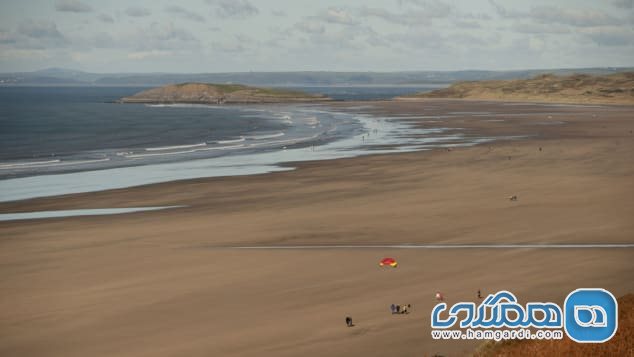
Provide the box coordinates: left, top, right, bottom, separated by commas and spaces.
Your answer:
207, 0, 258, 18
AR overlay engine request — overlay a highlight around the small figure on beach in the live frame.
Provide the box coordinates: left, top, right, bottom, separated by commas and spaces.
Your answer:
435, 291, 444, 302
390, 304, 396, 314
401, 304, 411, 314
477, 289, 482, 299
508, 195, 518, 201
395, 305, 401, 314
345, 316, 353, 327
539, 147, 542, 151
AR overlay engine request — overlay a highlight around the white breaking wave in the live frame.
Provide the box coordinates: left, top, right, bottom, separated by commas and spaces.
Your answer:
216, 137, 245, 144
0, 158, 110, 170
247, 134, 320, 148
145, 143, 207, 151
0, 159, 61, 169
246, 132, 285, 140
126, 144, 244, 158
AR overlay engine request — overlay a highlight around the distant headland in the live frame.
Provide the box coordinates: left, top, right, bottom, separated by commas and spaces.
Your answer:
119, 83, 332, 104
399, 72, 634, 105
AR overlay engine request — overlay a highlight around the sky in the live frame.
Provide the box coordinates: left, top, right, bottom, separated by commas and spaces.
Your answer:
0, 0, 632, 73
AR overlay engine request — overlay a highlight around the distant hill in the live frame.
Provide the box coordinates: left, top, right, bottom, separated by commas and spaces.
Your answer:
401, 72, 634, 104
1, 67, 633, 87
120, 83, 331, 104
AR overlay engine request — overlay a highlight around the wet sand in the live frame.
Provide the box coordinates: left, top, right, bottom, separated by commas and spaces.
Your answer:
1, 99, 633, 356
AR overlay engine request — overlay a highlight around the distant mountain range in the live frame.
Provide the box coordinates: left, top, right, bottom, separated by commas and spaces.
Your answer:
1, 67, 632, 87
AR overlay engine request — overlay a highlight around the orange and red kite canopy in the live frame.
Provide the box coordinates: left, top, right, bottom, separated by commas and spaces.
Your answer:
379, 257, 398, 267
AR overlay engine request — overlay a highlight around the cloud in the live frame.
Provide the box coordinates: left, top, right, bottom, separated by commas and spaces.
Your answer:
529, 6, 622, 27
490, 1, 624, 27
15, 20, 68, 48
511, 22, 570, 34
453, 20, 482, 29
207, 0, 258, 18
126, 23, 198, 51
398, 0, 453, 18
97, 13, 114, 23
128, 50, 173, 60
0, 30, 17, 44
317, 8, 357, 25
18, 20, 65, 40
126, 7, 151, 17
272, 10, 286, 17
166, 6, 205, 23
294, 20, 325, 34
357, 7, 431, 26
612, 0, 633, 9
55, 0, 92, 13
581, 26, 634, 46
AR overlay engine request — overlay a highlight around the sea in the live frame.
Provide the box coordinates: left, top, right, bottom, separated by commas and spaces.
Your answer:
0, 84, 493, 202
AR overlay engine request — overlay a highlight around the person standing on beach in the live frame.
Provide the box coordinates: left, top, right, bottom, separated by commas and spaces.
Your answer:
346, 317, 353, 327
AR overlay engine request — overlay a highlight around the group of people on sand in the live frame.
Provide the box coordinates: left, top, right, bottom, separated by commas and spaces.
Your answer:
390, 303, 411, 314
347, 290, 485, 326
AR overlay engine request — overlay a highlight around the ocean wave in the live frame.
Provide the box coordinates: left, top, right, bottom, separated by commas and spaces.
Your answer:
246, 132, 285, 140
247, 134, 319, 148
0, 158, 110, 170
0, 159, 61, 169
216, 137, 245, 144
304, 116, 320, 126
126, 144, 244, 159
145, 143, 207, 151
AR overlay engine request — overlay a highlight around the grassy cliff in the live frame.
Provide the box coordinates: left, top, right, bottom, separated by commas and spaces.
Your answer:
402, 72, 634, 104
120, 83, 330, 104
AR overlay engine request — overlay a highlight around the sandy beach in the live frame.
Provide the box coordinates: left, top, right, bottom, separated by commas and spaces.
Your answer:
1, 99, 633, 356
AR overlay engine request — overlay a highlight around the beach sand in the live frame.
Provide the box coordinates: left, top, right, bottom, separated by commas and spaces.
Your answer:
1, 99, 633, 356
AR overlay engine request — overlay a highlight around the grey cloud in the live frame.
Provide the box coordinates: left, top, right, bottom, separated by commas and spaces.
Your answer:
0, 30, 17, 44
530, 6, 622, 27
491, 1, 624, 27
126, 7, 151, 17
18, 20, 65, 39
358, 5, 447, 26
166, 6, 205, 23
488, 0, 523, 18
55, 0, 92, 13
294, 20, 325, 35
582, 26, 634, 46
97, 13, 114, 23
612, 0, 633, 9
511, 22, 570, 34
272, 10, 286, 17
454, 20, 482, 29
398, 0, 453, 18
316, 8, 358, 25
207, 0, 258, 18
125, 23, 198, 52
14, 20, 68, 48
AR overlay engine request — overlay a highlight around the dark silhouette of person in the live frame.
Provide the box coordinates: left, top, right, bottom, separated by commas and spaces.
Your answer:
346, 316, 353, 327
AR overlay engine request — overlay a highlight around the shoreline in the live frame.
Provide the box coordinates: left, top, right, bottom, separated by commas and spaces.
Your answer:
1, 98, 633, 211
0, 101, 499, 204
1, 98, 633, 357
